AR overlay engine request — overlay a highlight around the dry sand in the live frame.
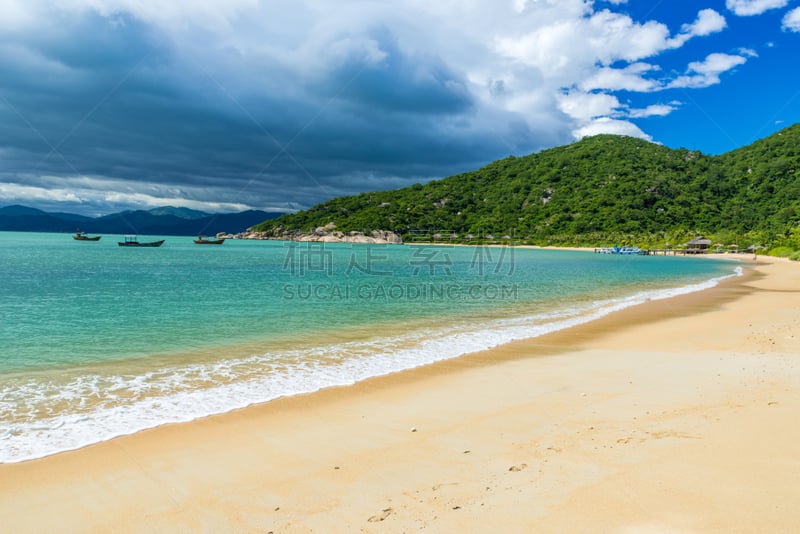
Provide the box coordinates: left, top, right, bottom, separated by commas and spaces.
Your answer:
1, 256, 799, 533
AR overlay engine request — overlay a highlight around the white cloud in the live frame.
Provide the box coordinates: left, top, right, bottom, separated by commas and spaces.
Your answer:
669, 52, 749, 89
56, 0, 261, 33
512, 0, 528, 14
725, 0, 789, 16
492, 5, 730, 138
573, 117, 652, 141
492, 7, 676, 86
557, 91, 622, 121
0, 0, 41, 30
557, 89, 677, 123
581, 63, 661, 92
585, 10, 673, 63
682, 9, 728, 37
0, 181, 83, 204
0, 177, 256, 213
782, 7, 800, 31
668, 9, 727, 48
627, 103, 678, 118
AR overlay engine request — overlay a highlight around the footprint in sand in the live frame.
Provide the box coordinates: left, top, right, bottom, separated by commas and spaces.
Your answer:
648, 431, 700, 440
367, 508, 393, 523
508, 463, 527, 472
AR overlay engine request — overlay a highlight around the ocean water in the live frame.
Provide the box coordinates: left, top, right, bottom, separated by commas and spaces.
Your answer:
0, 232, 739, 462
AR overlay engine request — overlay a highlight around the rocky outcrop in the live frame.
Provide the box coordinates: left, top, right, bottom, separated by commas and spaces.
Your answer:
296, 229, 403, 244
227, 223, 404, 244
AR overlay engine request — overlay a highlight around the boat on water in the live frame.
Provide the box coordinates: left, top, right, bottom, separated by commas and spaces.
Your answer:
598, 245, 644, 255
73, 231, 101, 241
118, 236, 165, 247
193, 236, 225, 245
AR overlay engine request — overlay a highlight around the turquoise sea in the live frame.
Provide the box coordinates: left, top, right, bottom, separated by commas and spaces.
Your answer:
0, 232, 740, 462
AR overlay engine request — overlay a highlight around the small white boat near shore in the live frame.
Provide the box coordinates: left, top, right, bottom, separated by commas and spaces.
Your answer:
598, 245, 644, 255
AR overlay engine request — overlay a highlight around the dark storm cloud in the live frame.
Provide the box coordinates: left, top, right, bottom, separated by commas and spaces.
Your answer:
0, 10, 534, 215
328, 28, 474, 116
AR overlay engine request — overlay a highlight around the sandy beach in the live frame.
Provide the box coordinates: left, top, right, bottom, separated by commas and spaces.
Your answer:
1, 255, 798, 532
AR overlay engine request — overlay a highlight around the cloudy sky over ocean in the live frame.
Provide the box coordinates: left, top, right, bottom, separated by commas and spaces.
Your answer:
1, 0, 798, 215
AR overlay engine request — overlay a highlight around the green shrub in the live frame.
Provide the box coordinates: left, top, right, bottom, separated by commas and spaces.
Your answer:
768, 246, 796, 258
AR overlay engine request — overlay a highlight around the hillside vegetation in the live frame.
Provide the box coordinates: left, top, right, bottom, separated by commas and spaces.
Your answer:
253, 124, 800, 255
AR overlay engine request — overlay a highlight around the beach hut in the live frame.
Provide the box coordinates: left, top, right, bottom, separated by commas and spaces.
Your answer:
686, 236, 712, 254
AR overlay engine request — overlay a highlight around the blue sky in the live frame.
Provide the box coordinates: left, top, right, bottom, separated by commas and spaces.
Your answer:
0, 0, 798, 216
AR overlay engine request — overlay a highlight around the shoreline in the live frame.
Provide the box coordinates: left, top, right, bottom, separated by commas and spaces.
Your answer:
1, 257, 798, 531
0, 254, 739, 464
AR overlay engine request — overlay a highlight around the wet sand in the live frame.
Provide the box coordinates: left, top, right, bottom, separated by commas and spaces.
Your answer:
1, 256, 798, 532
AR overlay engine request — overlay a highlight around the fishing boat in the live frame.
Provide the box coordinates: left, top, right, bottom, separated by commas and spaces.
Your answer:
597, 245, 644, 255
118, 236, 165, 247
193, 236, 225, 245
73, 231, 101, 241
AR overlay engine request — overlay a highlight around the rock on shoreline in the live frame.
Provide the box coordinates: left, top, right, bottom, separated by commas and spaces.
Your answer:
221, 223, 404, 244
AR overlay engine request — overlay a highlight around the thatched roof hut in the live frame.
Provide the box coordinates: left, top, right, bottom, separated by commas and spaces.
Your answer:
686, 236, 712, 253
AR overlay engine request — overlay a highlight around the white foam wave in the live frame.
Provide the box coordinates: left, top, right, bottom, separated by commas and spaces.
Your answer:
0, 269, 739, 463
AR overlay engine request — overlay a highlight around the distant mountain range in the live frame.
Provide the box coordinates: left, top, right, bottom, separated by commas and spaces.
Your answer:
0, 205, 283, 236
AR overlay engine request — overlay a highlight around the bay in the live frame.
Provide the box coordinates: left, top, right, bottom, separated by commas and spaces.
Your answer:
0, 232, 738, 462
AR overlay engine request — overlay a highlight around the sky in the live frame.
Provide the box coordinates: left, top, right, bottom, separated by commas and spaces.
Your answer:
0, 0, 798, 216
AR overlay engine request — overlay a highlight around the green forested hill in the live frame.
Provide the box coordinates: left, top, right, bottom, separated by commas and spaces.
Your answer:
254, 124, 800, 251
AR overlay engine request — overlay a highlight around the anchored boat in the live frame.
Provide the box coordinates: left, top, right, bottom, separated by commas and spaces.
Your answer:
118, 236, 165, 247
73, 231, 101, 241
193, 236, 225, 245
